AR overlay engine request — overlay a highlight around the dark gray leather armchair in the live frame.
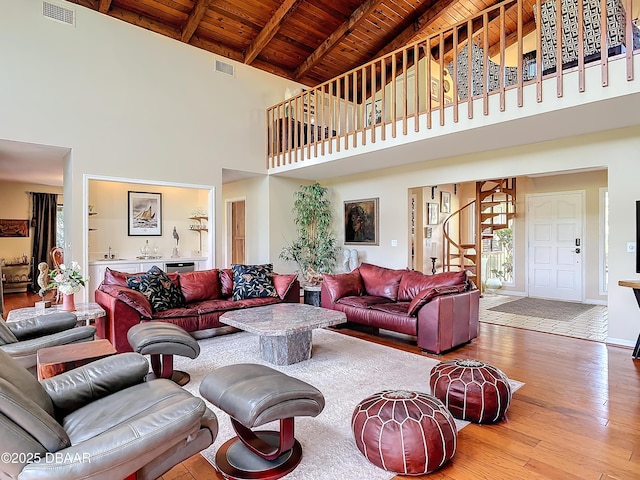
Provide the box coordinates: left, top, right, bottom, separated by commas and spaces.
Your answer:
0, 348, 217, 480
0, 312, 96, 373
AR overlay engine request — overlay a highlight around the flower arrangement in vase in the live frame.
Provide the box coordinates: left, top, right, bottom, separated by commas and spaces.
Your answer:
48, 261, 89, 311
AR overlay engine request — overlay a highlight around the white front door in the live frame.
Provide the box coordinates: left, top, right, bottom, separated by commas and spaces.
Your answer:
527, 192, 584, 301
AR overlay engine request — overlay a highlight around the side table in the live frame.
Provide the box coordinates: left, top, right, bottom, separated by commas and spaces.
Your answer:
6, 301, 106, 327
618, 280, 640, 359
36, 338, 117, 380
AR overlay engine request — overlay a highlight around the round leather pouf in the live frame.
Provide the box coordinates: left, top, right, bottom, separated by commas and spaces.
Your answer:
352, 390, 457, 475
430, 359, 512, 424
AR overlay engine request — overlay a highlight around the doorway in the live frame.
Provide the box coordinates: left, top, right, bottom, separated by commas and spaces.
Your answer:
228, 199, 245, 265
527, 191, 585, 302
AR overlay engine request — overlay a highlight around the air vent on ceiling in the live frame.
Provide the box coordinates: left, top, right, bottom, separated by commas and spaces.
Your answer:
215, 59, 235, 77
42, 1, 75, 26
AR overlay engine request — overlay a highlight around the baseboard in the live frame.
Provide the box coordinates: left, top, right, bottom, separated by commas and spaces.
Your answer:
605, 337, 635, 349
584, 298, 608, 306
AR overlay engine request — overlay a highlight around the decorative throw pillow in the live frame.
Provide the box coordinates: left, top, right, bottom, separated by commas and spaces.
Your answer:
232, 264, 278, 301
126, 266, 186, 313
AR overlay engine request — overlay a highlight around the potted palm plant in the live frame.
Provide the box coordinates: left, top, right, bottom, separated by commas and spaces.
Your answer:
280, 183, 340, 304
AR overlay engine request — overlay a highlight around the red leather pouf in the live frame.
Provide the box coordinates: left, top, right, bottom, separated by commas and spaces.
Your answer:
352, 390, 457, 475
430, 359, 512, 424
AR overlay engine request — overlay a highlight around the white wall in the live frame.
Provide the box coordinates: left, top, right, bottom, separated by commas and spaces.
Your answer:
0, 0, 303, 281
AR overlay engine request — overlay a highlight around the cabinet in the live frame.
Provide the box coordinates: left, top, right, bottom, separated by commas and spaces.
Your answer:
189, 216, 208, 255
2, 261, 31, 293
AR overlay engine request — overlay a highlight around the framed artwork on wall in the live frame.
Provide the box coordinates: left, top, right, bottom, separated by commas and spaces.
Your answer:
427, 202, 439, 225
344, 197, 379, 245
440, 191, 451, 214
0, 219, 29, 237
128, 191, 162, 236
365, 99, 382, 127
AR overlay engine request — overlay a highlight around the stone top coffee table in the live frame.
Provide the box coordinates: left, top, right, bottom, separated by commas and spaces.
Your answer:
220, 303, 346, 365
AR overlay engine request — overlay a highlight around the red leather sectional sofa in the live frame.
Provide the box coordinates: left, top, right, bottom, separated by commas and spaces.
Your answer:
321, 263, 479, 354
95, 268, 300, 353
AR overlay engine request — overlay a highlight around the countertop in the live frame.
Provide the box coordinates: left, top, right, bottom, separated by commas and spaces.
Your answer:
89, 256, 206, 266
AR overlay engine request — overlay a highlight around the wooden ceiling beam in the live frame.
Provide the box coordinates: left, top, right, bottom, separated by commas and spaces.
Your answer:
190, 35, 245, 63
244, 0, 304, 65
373, 0, 459, 59
98, 0, 112, 14
181, 0, 212, 44
293, 0, 385, 81
108, 6, 181, 40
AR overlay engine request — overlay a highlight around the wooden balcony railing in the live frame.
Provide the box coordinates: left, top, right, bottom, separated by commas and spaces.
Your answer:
266, 0, 638, 169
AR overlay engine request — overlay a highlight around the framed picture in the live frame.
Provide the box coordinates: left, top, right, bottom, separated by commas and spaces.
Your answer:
430, 78, 440, 102
424, 226, 433, 239
440, 191, 451, 214
427, 202, 439, 225
344, 197, 379, 245
365, 99, 382, 127
0, 219, 29, 237
128, 191, 162, 236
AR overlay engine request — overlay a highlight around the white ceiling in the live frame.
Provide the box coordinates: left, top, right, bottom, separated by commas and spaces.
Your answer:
0, 139, 68, 187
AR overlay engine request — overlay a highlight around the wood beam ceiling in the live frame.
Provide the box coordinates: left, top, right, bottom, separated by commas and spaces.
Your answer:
293, 0, 386, 81
373, 0, 458, 59
181, 0, 212, 44
65, 0, 533, 87
244, 0, 304, 65
98, 0, 111, 14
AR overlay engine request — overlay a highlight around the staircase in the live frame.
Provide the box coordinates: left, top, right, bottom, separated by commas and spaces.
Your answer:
442, 179, 516, 290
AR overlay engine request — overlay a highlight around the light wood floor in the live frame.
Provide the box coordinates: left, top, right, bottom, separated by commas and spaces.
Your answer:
4, 293, 639, 480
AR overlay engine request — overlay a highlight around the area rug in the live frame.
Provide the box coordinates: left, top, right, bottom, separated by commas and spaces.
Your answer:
175, 329, 523, 480
487, 296, 596, 320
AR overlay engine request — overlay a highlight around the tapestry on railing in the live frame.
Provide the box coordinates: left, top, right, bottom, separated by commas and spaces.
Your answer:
447, 43, 519, 99
535, 0, 640, 73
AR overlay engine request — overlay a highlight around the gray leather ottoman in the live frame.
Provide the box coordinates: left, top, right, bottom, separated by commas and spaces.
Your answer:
127, 322, 200, 386
200, 363, 325, 480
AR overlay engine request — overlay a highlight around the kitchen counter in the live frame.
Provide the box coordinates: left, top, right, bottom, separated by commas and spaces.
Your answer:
89, 256, 206, 265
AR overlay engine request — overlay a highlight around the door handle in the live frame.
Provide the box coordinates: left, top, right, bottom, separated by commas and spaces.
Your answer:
575, 248, 581, 254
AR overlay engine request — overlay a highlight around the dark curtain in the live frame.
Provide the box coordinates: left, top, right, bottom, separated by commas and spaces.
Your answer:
31, 193, 58, 292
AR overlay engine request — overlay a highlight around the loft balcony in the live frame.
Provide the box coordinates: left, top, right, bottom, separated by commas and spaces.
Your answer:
266, 0, 640, 179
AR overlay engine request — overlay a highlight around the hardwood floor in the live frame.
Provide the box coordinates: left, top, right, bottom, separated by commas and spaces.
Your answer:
4, 292, 639, 480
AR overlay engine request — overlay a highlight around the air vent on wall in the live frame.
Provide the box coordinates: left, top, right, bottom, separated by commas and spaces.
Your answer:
215, 59, 235, 77
42, 1, 75, 26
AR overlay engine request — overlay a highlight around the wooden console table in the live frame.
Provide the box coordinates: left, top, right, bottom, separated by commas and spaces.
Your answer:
37, 339, 116, 380
618, 280, 640, 359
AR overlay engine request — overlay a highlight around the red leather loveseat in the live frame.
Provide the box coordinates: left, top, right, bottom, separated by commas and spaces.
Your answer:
321, 263, 479, 354
95, 267, 300, 353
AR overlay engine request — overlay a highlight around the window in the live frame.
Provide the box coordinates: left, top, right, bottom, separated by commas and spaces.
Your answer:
56, 204, 64, 248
